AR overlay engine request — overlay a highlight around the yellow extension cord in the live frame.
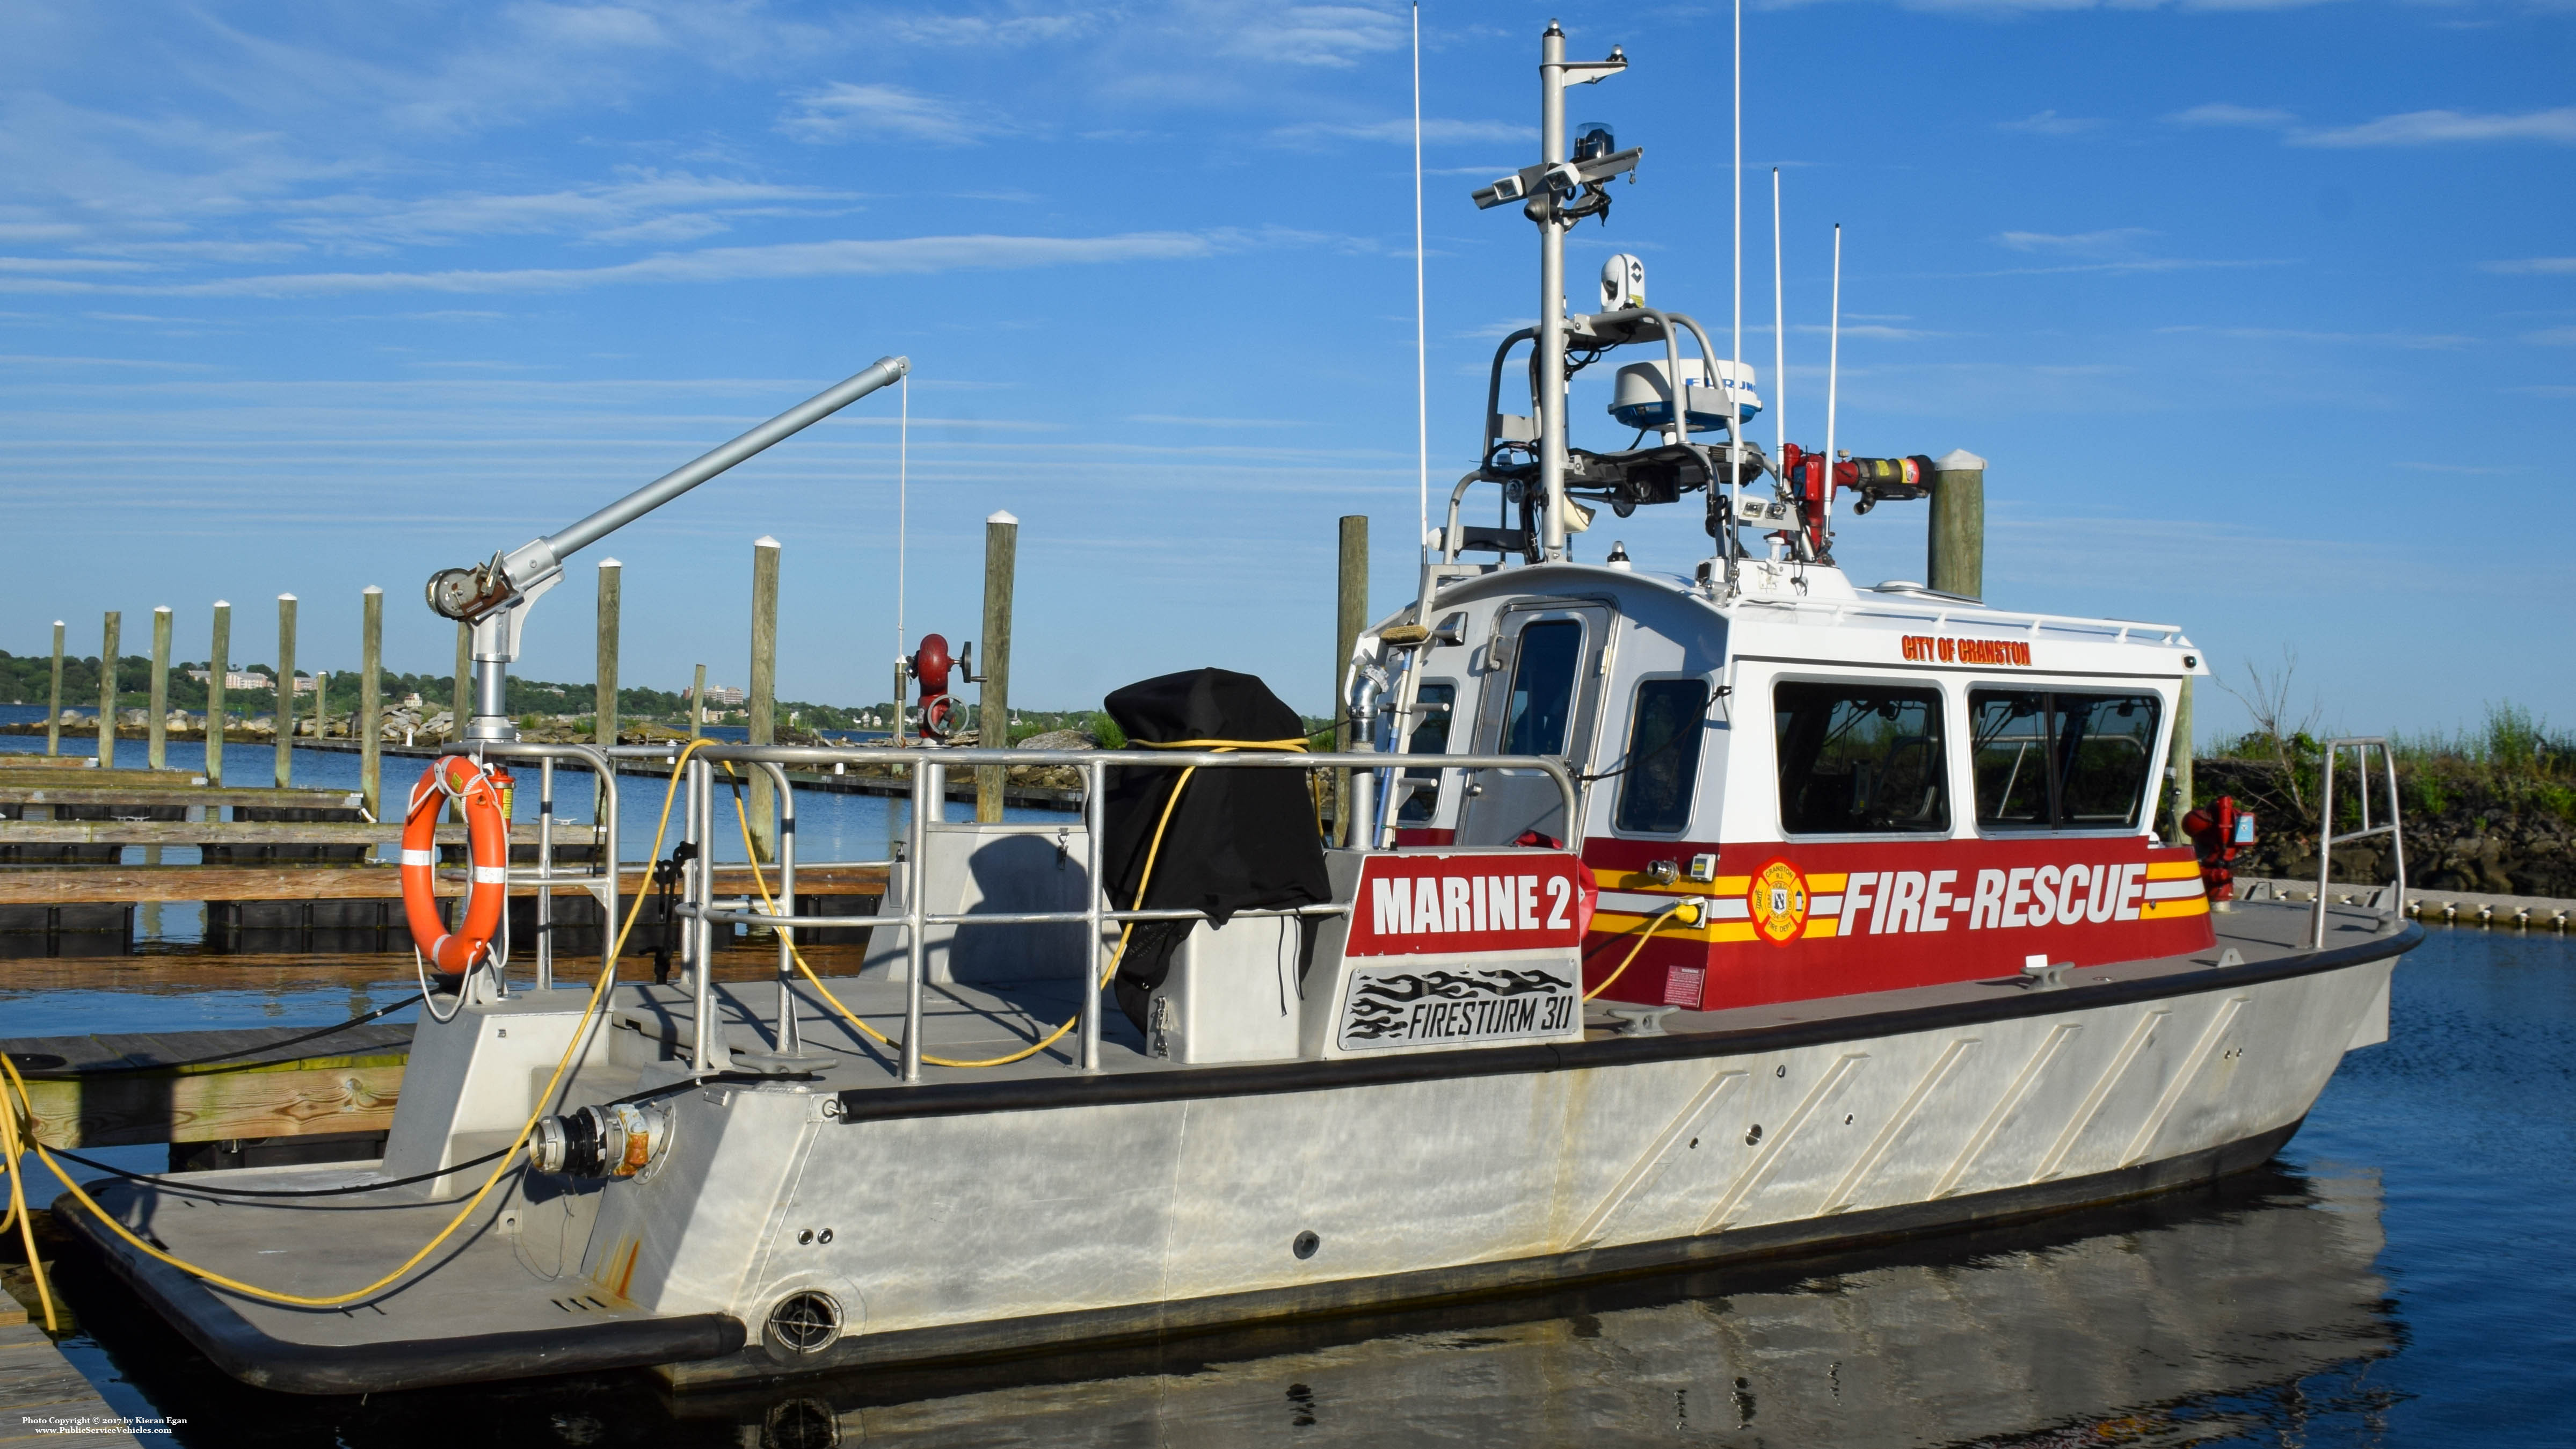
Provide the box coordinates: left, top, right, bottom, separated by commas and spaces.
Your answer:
1583, 898, 1703, 1003
724, 736, 1308, 1070
0, 740, 715, 1313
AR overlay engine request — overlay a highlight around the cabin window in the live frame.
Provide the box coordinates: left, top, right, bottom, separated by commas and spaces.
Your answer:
1970, 690, 2163, 831
1614, 679, 1710, 834
1501, 619, 1584, 757
1773, 682, 1950, 835
1397, 682, 1456, 824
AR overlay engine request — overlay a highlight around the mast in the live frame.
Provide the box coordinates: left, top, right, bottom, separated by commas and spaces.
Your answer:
1536, 21, 1570, 561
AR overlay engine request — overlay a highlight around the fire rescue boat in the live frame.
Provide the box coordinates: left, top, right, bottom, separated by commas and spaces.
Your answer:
43, 21, 2414, 1395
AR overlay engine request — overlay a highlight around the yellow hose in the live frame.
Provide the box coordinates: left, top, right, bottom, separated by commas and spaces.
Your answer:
2, 740, 713, 1309
724, 738, 1301, 1070
1, 1066, 57, 1331
1583, 899, 1702, 1002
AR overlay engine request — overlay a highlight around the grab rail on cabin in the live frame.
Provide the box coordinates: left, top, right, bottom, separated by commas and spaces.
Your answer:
2313, 737, 2406, 950
654, 744, 1580, 1084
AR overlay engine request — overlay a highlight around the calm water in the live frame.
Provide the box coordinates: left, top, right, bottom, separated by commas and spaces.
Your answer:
11, 926, 2571, 1446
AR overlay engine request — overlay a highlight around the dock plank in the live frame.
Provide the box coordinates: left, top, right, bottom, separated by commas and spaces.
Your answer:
0, 786, 361, 809
6, 1023, 415, 1149
0, 862, 885, 905
0, 1324, 144, 1448
0, 822, 602, 847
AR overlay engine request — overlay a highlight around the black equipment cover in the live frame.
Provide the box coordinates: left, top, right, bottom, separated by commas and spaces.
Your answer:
1101, 668, 1330, 1031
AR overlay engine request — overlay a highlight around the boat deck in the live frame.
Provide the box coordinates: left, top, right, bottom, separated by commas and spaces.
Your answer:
616, 894, 2396, 1094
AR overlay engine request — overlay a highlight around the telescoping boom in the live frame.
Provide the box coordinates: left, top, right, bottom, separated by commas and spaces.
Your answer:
424, 356, 910, 743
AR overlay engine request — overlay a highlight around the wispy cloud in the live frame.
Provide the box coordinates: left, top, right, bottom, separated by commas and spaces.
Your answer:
275, 173, 857, 248
2526, 326, 2576, 345
0, 257, 149, 274
2293, 107, 2576, 147
2485, 257, 2576, 275
777, 83, 1003, 145
1997, 110, 2105, 136
2393, 460, 2514, 475
0, 231, 1238, 297
1997, 228, 2157, 255
2158, 324, 2476, 349
2164, 103, 2297, 128
1272, 118, 1536, 146
1124, 414, 1312, 428
0, 353, 216, 370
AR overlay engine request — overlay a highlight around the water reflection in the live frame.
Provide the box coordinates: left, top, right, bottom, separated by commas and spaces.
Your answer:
57, 1161, 2396, 1448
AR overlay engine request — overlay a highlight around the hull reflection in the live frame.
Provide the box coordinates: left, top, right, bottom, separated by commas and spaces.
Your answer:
675, 1164, 2395, 1448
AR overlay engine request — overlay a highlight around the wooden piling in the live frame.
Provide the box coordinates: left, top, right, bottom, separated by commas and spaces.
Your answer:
1334, 515, 1369, 845
976, 511, 1018, 823
314, 671, 330, 741
43, 621, 62, 757
691, 664, 708, 739
207, 602, 230, 786
360, 586, 383, 820
595, 559, 622, 748
1927, 449, 1986, 600
747, 537, 780, 863
148, 606, 172, 770
2170, 676, 2195, 845
96, 611, 119, 769
274, 594, 297, 789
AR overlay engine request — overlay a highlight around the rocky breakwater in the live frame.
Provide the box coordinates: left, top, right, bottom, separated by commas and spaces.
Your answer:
2197, 758, 2576, 899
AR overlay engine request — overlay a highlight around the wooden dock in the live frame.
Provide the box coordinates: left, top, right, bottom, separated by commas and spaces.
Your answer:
0, 1323, 144, 1448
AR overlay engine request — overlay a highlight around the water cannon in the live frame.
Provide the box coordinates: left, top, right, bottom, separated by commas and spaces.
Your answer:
1835, 453, 1938, 515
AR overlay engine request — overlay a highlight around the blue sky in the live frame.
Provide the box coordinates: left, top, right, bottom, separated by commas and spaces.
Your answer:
1, 0, 2568, 739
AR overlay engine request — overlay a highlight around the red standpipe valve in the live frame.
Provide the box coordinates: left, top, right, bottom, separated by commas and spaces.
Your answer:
2182, 795, 2255, 902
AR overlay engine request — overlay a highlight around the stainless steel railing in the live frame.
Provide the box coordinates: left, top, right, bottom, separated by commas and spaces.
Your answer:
469, 740, 622, 992
659, 744, 1580, 1083
2313, 737, 2406, 949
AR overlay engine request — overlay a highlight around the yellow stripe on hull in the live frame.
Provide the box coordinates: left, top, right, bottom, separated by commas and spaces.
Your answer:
2145, 860, 2203, 881
2139, 895, 2210, 919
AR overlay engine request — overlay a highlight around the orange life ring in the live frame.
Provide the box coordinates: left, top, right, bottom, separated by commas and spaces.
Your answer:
401, 756, 510, 978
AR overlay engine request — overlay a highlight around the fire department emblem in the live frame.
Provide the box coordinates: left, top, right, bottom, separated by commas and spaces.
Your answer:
1748, 859, 1809, 946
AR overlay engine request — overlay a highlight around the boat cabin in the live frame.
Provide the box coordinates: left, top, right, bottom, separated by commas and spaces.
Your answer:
1359, 559, 2215, 1013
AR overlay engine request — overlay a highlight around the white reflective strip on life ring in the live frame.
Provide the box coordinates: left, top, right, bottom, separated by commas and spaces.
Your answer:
471, 866, 509, 885
430, 933, 454, 959
401, 849, 436, 868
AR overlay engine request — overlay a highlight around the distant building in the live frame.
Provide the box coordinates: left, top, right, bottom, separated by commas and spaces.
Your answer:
685, 684, 747, 706
192, 669, 274, 691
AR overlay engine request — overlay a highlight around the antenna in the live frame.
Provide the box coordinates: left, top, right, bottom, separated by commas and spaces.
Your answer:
1825, 223, 1842, 535
1413, 1, 1429, 561
1772, 166, 1785, 469
1728, 0, 1744, 566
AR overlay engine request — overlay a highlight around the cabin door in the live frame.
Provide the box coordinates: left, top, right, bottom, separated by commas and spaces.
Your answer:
1456, 603, 1616, 846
